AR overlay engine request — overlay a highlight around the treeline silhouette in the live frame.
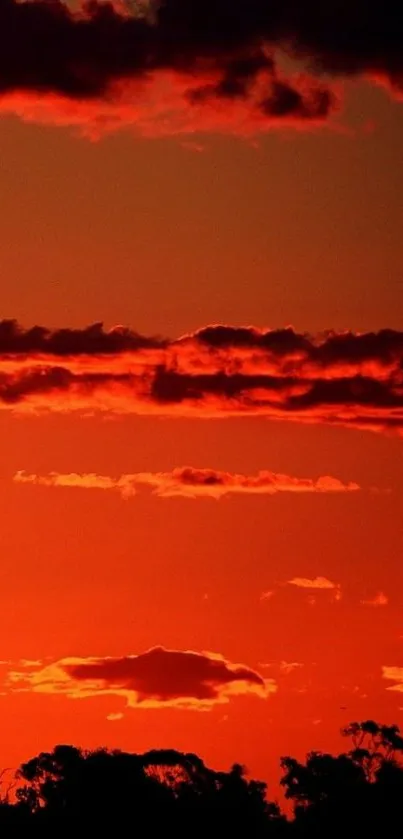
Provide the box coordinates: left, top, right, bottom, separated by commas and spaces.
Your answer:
0, 720, 402, 835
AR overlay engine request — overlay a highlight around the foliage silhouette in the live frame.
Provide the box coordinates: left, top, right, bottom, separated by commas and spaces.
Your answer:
281, 719, 403, 837
0, 720, 402, 835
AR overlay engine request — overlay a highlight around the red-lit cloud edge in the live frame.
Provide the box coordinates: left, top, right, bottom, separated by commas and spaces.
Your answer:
0, 320, 402, 435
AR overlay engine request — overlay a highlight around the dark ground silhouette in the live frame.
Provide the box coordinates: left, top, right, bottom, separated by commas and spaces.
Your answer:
0, 720, 402, 835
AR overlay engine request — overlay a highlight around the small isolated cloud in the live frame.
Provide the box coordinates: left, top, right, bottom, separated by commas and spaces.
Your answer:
106, 712, 124, 722
7, 646, 275, 711
257, 660, 303, 676
279, 661, 303, 675
361, 592, 389, 607
287, 576, 342, 603
382, 666, 403, 693
13, 467, 360, 500
260, 590, 274, 602
287, 576, 338, 590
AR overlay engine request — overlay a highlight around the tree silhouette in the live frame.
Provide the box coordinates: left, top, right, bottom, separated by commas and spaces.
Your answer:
0, 720, 400, 835
14, 745, 284, 836
281, 719, 403, 837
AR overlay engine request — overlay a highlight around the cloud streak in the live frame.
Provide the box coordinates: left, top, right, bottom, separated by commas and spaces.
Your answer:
2, 0, 403, 135
382, 666, 403, 693
287, 577, 338, 590
13, 467, 360, 499
0, 320, 402, 435
7, 646, 274, 710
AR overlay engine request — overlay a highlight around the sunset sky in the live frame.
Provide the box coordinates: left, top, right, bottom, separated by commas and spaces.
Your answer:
0, 0, 403, 797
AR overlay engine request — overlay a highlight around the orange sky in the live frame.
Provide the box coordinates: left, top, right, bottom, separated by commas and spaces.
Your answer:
0, 19, 403, 799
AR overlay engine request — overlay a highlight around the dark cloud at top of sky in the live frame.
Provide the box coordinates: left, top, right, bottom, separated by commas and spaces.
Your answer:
0, 0, 336, 127
157, 0, 403, 84
0, 0, 403, 132
1, 0, 402, 90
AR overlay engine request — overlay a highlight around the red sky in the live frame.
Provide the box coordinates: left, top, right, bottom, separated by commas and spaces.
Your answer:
0, 0, 402, 800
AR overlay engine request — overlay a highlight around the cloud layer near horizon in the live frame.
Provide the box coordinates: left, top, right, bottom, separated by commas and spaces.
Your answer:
13, 467, 360, 499
0, 320, 402, 434
1, 0, 403, 134
8, 646, 274, 710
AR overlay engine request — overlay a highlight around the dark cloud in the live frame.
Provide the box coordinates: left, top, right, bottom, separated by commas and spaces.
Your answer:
193, 325, 312, 354
0, 320, 402, 434
157, 0, 403, 85
0, 367, 131, 404
0, 0, 402, 135
9, 647, 273, 708
192, 324, 403, 363
151, 368, 294, 403
68, 647, 266, 702
0, 0, 339, 132
0, 319, 163, 355
2, 0, 401, 90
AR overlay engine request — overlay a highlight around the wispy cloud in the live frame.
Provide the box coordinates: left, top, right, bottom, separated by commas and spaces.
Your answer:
13, 467, 360, 500
258, 660, 303, 675
260, 590, 274, 602
8, 647, 275, 711
279, 661, 304, 675
361, 592, 389, 607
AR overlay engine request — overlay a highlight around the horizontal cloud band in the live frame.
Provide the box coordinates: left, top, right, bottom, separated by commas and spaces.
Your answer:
13, 467, 360, 499
1, 0, 403, 134
8, 646, 274, 710
0, 320, 402, 434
